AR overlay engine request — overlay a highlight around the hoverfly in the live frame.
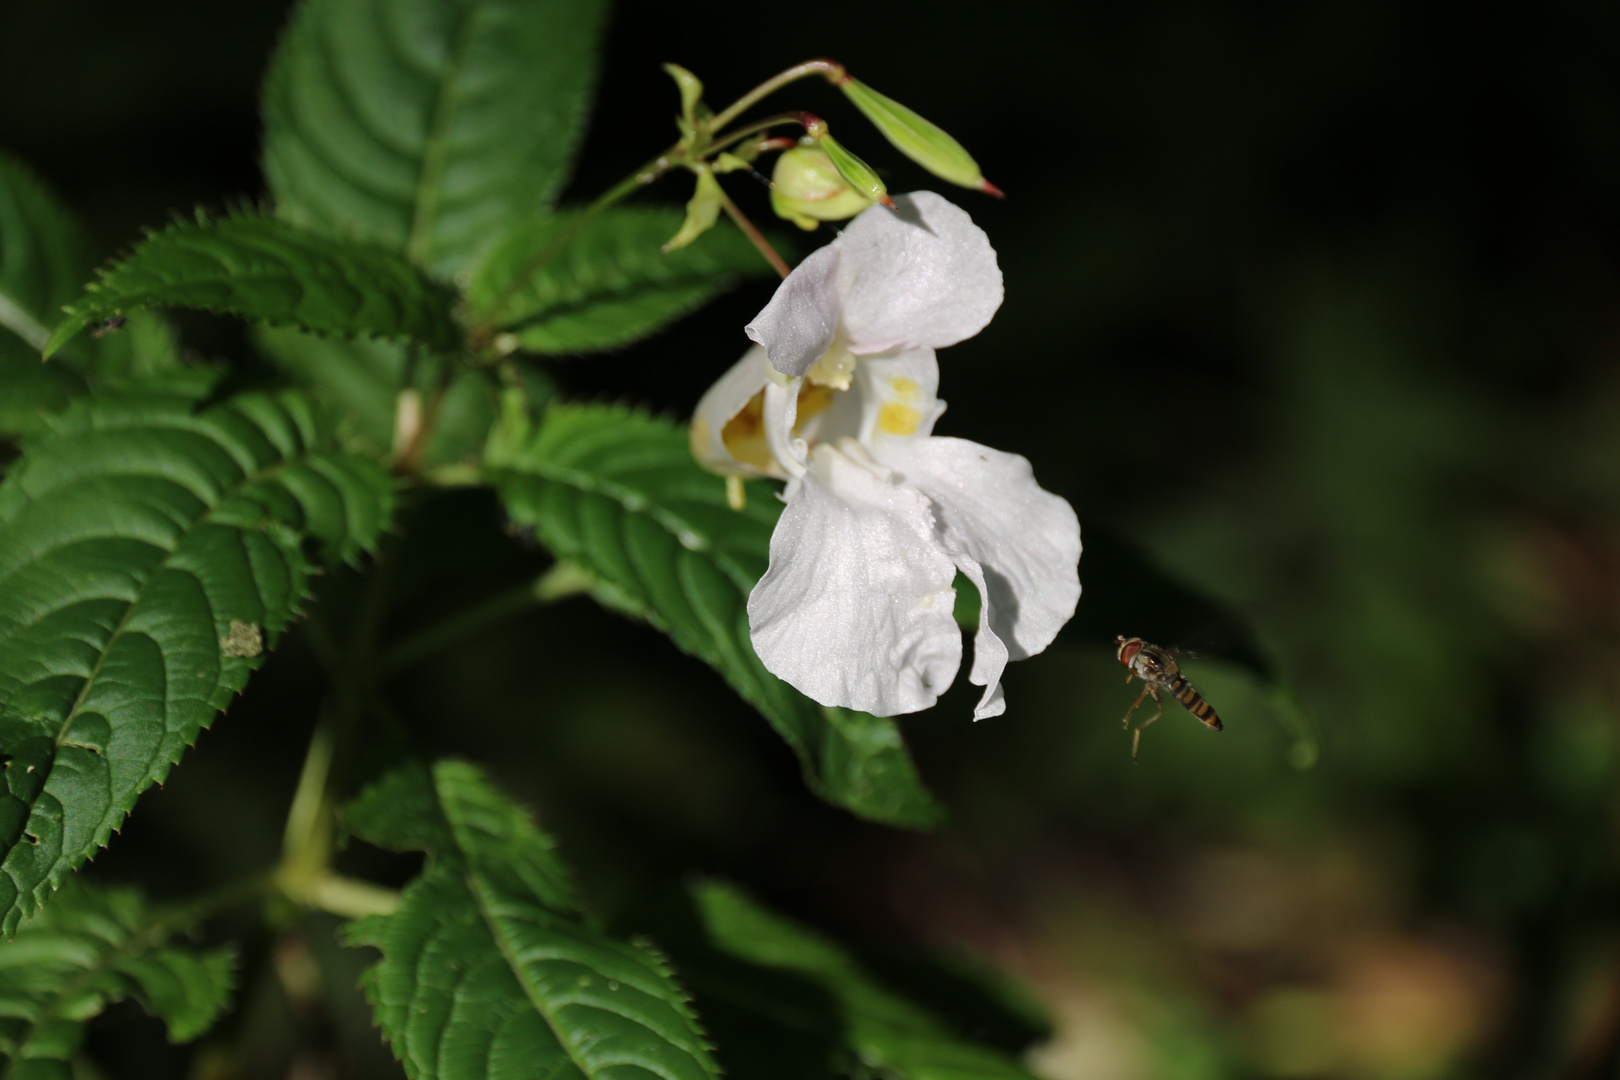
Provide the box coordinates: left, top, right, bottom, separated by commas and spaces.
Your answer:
1115, 635, 1223, 757
90, 315, 126, 338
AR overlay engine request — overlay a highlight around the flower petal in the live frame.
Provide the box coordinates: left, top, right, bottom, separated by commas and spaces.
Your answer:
690, 346, 781, 478
875, 436, 1081, 718
748, 442, 962, 717
834, 192, 1003, 355
744, 244, 841, 376
853, 348, 946, 449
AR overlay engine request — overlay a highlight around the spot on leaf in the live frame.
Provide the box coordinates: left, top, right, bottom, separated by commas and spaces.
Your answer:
220, 620, 264, 658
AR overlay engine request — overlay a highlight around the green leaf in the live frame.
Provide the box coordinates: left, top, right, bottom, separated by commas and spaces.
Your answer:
0, 387, 396, 935
343, 761, 720, 1080
0, 152, 94, 439
674, 881, 1037, 1080
262, 0, 608, 277
0, 879, 233, 1069
44, 214, 461, 359
0, 152, 92, 358
468, 208, 773, 355
254, 326, 503, 467
485, 404, 944, 828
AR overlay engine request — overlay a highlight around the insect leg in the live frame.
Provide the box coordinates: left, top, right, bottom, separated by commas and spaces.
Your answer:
1131, 687, 1165, 760
1121, 682, 1151, 729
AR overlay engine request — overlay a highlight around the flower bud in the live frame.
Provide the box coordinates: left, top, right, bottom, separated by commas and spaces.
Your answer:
840, 78, 1000, 195
769, 146, 873, 230
664, 168, 723, 251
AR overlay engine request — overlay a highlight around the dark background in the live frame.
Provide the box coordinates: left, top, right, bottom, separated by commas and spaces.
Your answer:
4, 1, 1620, 1077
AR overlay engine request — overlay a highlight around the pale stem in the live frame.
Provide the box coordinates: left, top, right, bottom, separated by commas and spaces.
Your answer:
0, 291, 51, 353
716, 186, 791, 279
708, 59, 847, 133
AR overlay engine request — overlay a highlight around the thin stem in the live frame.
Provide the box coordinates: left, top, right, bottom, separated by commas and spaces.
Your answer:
280, 715, 336, 874
707, 112, 807, 155
471, 161, 669, 344
717, 187, 791, 279
0, 291, 51, 353
380, 560, 596, 678
709, 59, 847, 133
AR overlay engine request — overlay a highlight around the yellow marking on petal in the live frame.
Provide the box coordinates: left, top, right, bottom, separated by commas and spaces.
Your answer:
794, 381, 836, 426
720, 390, 773, 470
889, 376, 920, 400
878, 402, 921, 436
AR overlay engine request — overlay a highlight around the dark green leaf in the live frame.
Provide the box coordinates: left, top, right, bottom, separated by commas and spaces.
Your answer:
676, 881, 1037, 1080
0, 388, 396, 935
343, 761, 720, 1080
255, 326, 502, 467
0, 336, 85, 441
44, 214, 461, 359
0, 151, 91, 358
485, 404, 944, 828
0, 152, 94, 438
0, 879, 233, 1068
262, 0, 608, 277
468, 209, 774, 355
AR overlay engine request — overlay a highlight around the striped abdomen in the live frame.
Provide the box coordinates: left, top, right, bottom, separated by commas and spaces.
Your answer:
1167, 673, 1223, 731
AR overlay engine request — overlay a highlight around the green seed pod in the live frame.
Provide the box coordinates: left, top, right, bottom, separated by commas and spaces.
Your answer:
814, 132, 892, 208
841, 78, 999, 195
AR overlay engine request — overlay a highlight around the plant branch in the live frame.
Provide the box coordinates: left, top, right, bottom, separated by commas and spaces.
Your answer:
716, 187, 791, 279
709, 59, 848, 133
380, 560, 596, 678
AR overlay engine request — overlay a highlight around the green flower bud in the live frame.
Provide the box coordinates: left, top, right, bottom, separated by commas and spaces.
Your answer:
840, 78, 1000, 195
769, 146, 874, 230
664, 168, 723, 252
814, 131, 892, 209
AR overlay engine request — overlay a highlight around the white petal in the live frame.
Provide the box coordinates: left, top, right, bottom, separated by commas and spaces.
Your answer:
748, 442, 962, 717
852, 349, 946, 449
690, 346, 782, 478
874, 436, 1081, 718
744, 244, 841, 376
833, 192, 1003, 355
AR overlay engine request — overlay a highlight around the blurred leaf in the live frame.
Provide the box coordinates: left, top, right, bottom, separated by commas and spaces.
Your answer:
262, 0, 608, 277
468, 208, 773, 355
485, 404, 944, 827
87, 310, 185, 383
0, 151, 91, 357
0, 879, 234, 1069
255, 326, 501, 466
0, 335, 85, 443
0, 388, 395, 935
666, 881, 1038, 1080
44, 214, 461, 358
343, 760, 721, 1080
0, 152, 94, 439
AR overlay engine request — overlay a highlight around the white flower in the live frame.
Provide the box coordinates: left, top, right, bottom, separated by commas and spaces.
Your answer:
691, 193, 1081, 720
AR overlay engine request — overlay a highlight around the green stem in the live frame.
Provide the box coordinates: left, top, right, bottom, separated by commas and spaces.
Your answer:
0, 289, 51, 353
708, 59, 847, 133
472, 162, 668, 344
380, 560, 596, 678
707, 112, 807, 155
716, 187, 791, 279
